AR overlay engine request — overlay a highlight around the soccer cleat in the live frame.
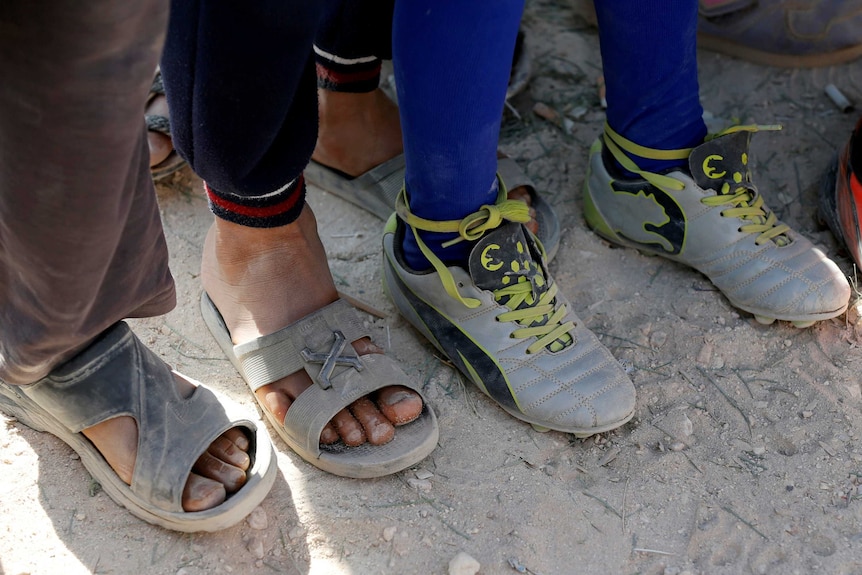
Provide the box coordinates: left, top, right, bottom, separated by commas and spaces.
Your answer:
382, 184, 636, 437
584, 124, 851, 327
820, 116, 862, 271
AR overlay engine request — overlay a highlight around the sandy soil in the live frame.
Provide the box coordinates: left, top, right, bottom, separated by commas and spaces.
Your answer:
3, 2, 862, 574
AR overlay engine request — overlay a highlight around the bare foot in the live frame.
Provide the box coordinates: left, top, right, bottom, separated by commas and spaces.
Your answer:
146, 93, 173, 169
313, 88, 539, 235
201, 206, 423, 448
81, 371, 251, 512
313, 89, 403, 178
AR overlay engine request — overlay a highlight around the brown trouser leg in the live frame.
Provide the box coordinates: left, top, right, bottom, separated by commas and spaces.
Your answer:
0, 0, 175, 384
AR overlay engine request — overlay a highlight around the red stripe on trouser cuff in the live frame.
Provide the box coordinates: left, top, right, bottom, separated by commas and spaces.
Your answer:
205, 176, 303, 219
315, 62, 380, 85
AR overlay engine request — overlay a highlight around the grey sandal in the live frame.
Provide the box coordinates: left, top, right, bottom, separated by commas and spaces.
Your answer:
146, 70, 187, 181
200, 293, 439, 478
0, 322, 276, 532
305, 155, 561, 261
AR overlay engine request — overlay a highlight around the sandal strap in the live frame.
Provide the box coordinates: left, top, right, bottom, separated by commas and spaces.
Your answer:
21, 322, 252, 513
149, 70, 165, 97
233, 299, 370, 392
283, 353, 418, 454
145, 113, 171, 136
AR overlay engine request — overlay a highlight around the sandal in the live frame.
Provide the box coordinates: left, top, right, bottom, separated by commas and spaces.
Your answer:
0, 322, 276, 532
305, 155, 561, 261
200, 293, 438, 479
147, 70, 187, 181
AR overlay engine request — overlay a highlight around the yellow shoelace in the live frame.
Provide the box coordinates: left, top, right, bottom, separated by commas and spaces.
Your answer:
396, 179, 573, 354
603, 123, 790, 246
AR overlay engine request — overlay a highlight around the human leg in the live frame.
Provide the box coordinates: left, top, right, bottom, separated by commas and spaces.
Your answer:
0, 0, 274, 529
306, 2, 559, 256
382, 0, 636, 436
161, 0, 437, 477
583, 0, 850, 327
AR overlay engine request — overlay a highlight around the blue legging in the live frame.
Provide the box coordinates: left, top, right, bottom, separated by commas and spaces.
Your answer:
595, 0, 707, 172
395, 0, 525, 268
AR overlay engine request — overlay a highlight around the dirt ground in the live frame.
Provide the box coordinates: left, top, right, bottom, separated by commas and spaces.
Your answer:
3, 2, 862, 574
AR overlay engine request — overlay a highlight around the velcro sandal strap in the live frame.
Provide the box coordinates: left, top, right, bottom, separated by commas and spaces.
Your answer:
233, 299, 370, 392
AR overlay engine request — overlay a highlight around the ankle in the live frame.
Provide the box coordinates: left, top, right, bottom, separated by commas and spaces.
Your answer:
201, 207, 339, 339
314, 88, 402, 177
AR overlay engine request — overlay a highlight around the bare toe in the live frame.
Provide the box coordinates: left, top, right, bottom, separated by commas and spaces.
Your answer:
376, 386, 423, 426
193, 451, 247, 493
350, 397, 395, 445
182, 473, 227, 512
223, 427, 250, 451
207, 434, 251, 471
331, 408, 367, 446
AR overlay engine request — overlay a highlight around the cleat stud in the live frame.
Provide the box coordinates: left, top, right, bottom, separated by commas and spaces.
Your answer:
531, 423, 551, 433
754, 315, 776, 325
791, 320, 816, 329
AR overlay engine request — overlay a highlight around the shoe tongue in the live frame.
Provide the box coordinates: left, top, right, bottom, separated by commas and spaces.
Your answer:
688, 130, 753, 192
468, 221, 545, 293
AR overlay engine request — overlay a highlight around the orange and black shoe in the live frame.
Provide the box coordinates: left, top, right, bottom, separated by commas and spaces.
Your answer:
820, 117, 862, 269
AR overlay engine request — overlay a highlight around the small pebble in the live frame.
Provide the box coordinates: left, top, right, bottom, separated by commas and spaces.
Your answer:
415, 469, 434, 480
448, 551, 481, 575
669, 442, 686, 452
246, 506, 268, 530
75, 513, 86, 521
650, 331, 668, 348
802, 410, 814, 419
408, 478, 433, 491
775, 438, 798, 456
70, 453, 80, 460
753, 446, 766, 455
681, 414, 693, 437
383, 526, 397, 542
569, 106, 588, 120
288, 526, 304, 541
247, 538, 265, 560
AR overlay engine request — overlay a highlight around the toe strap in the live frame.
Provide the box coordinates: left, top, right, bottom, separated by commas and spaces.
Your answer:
283, 354, 421, 457
20, 322, 256, 513
230, 299, 423, 458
